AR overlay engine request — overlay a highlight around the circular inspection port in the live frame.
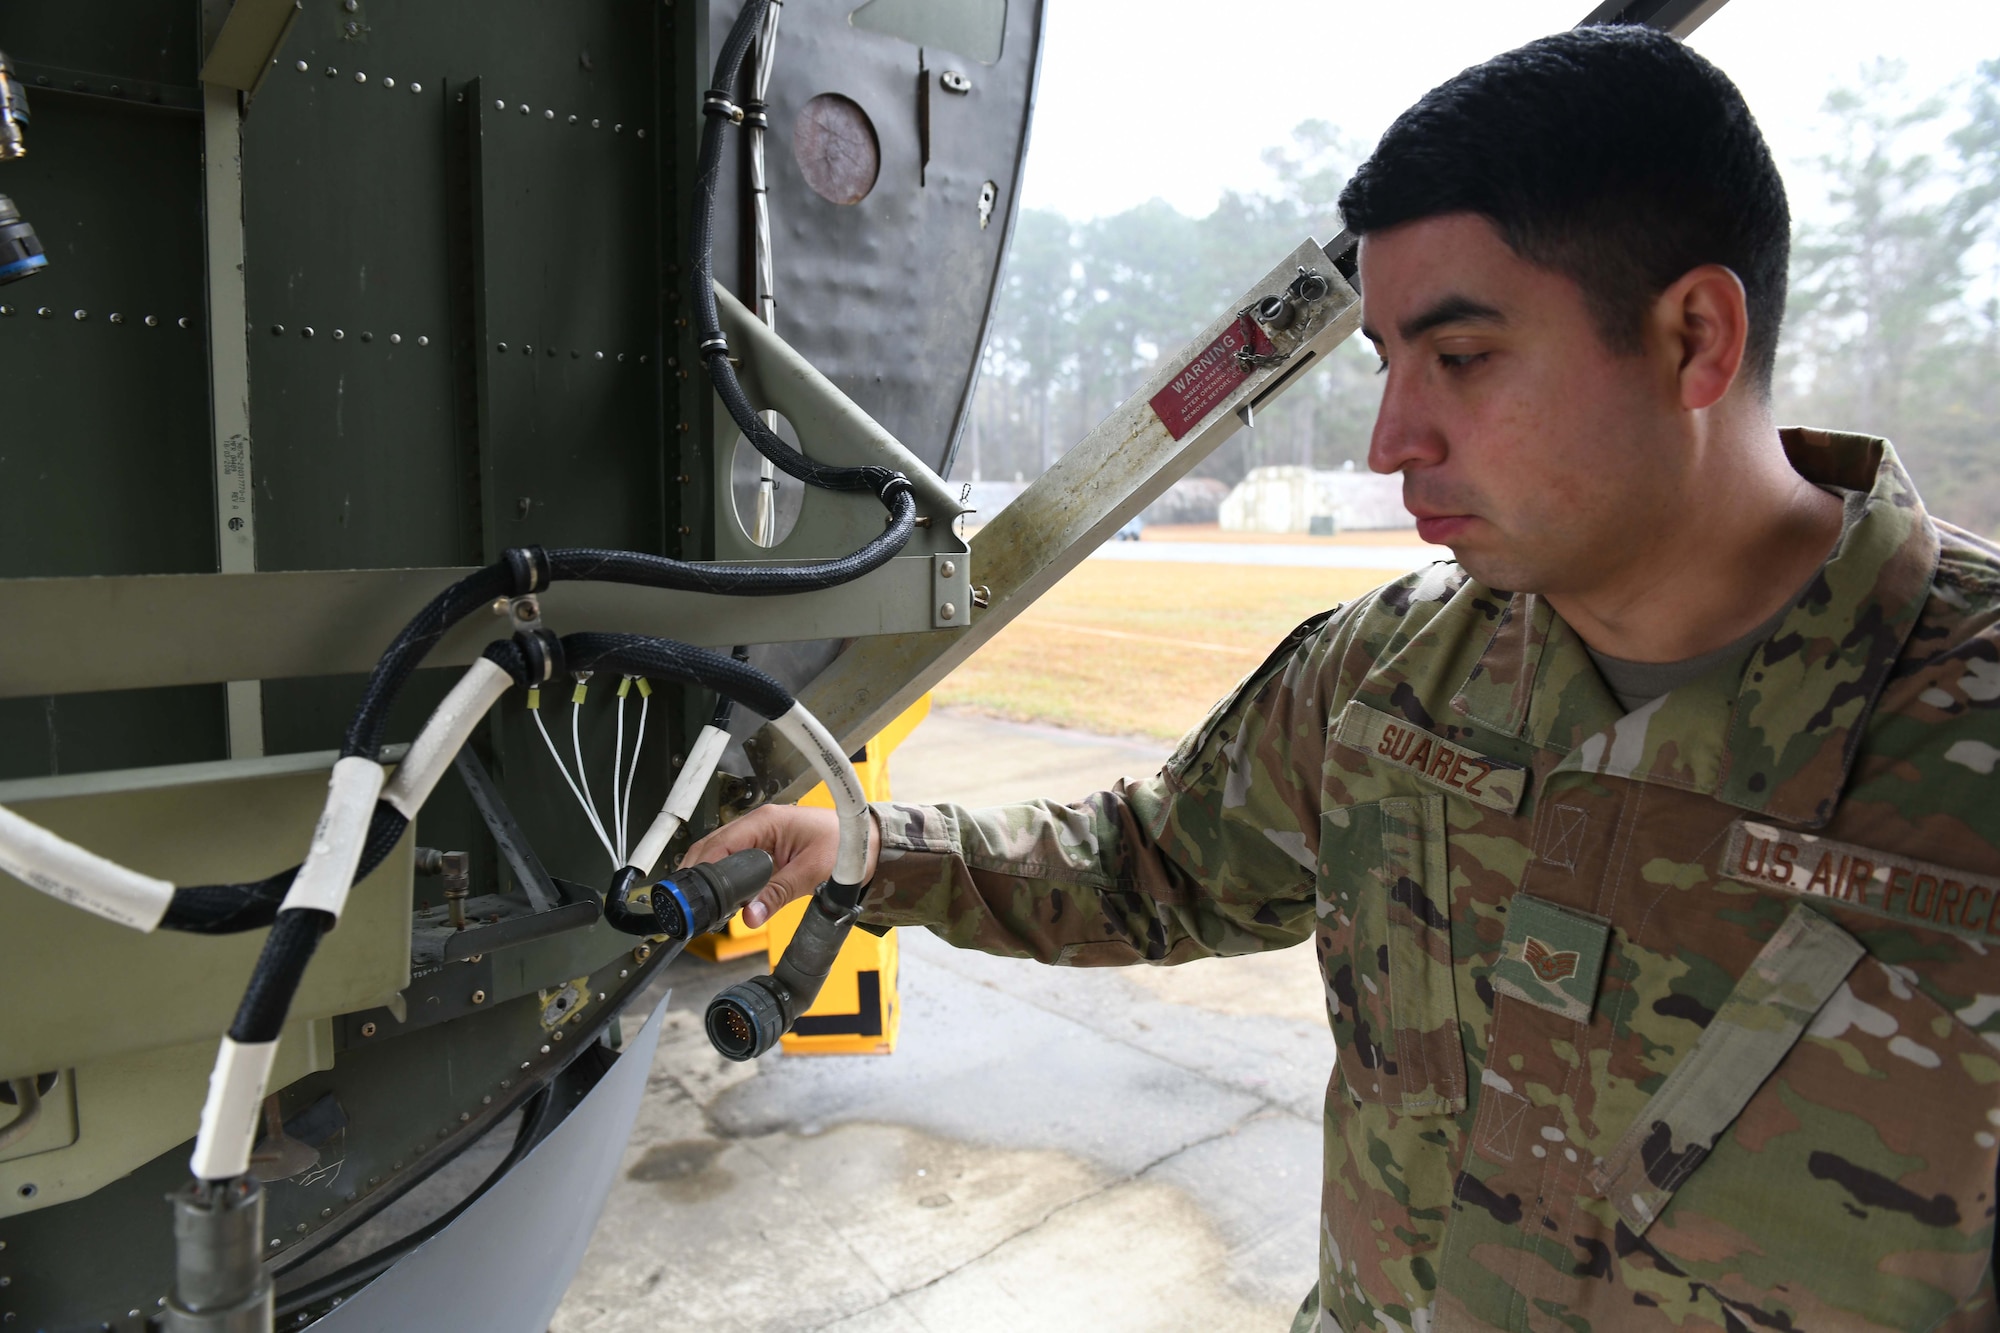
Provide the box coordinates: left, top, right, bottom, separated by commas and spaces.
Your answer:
793, 93, 879, 206
730, 413, 805, 548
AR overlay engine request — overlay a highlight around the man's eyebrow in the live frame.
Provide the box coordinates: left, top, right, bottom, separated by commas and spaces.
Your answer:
1398, 294, 1506, 341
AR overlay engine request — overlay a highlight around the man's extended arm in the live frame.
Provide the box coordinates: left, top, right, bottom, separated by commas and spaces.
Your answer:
684, 609, 1351, 968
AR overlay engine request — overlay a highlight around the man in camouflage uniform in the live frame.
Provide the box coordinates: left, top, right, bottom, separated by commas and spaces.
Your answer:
688, 25, 2000, 1331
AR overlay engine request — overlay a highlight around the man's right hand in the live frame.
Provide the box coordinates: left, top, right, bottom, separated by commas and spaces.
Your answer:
679, 804, 880, 927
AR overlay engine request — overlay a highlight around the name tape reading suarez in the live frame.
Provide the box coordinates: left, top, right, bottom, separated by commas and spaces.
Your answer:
1334, 701, 1526, 814
1725, 819, 2000, 944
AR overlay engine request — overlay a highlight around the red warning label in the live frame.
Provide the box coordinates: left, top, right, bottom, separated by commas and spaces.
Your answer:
1147, 316, 1274, 441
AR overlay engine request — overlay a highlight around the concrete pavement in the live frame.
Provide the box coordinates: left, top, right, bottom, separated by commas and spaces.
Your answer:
555, 709, 1330, 1333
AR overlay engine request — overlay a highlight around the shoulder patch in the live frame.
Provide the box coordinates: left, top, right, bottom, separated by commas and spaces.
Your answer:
1333, 700, 1526, 814
1723, 820, 2000, 944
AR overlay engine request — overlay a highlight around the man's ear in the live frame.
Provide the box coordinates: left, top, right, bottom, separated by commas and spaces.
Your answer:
1655, 264, 1749, 411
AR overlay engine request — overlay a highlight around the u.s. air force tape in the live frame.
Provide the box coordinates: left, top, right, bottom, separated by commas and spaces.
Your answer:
1333, 700, 1526, 814
1725, 819, 2000, 943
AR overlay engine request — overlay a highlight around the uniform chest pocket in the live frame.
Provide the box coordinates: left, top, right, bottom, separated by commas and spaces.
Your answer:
1319, 796, 1467, 1115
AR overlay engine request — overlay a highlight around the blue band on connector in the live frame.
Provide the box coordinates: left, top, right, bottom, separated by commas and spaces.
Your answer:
0, 254, 47, 280
655, 875, 695, 937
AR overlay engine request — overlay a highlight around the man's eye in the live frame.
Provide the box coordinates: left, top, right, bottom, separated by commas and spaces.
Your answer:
1439, 352, 1487, 370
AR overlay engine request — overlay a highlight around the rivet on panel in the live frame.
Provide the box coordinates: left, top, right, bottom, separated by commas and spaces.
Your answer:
494, 98, 505, 111
518, 103, 529, 115
613, 123, 622, 133
570, 349, 579, 358
109, 312, 124, 324
382, 77, 395, 89
543, 109, 554, 120
332, 328, 345, 340
326, 67, 339, 78
71, 309, 85, 320
417, 335, 429, 346
523, 344, 533, 355
271, 325, 284, 335
590, 118, 600, 128
546, 346, 556, 357
360, 331, 372, 342
410, 82, 423, 94
296, 60, 308, 73
354, 72, 367, 84
617, 352, 626, 362
497, 342, 508, 353
639, 354, 648, 364
0, 305, 13, 316
390, 333, 402, 344
302, 327, 315, 338
568, 114, 578, 124
179, 317, 191, 329
940, 603, 956, 619
144, 314, 157, 326
594, 350, 604, 360
637, 128, 646, 139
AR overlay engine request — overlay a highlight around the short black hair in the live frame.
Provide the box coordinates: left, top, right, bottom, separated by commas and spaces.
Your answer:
1338, 25, 1789, 390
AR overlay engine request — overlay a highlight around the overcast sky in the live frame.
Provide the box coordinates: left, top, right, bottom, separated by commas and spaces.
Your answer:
1016, 0, 2000, 227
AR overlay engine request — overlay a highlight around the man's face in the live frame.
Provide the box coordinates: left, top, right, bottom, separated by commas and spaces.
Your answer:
1361, 213, 1682, 595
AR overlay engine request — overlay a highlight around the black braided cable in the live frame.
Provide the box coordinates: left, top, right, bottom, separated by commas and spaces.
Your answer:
162, 804, 410, 934
561, 633, 794, 719
228, 908, 332, 1044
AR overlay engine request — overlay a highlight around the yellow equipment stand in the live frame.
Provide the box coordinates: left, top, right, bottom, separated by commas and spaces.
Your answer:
686, 695, 931, 1055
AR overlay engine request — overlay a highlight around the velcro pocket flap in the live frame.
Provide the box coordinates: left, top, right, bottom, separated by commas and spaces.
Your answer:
1586, 903, 1864, 1234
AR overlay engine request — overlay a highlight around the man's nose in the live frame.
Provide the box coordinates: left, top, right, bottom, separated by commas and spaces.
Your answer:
1367, 364, 1444, 477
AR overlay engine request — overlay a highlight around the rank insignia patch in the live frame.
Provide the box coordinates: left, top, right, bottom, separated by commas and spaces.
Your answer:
1493, 895, 1609, 1023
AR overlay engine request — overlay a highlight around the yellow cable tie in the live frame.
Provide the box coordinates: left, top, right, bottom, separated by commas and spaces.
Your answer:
636, 677, 652, 698
571, 681, 589, 705
527, 686, 541, 711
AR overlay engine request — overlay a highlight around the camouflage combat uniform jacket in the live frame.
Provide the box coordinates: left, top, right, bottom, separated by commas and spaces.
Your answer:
861, 430, 2000, 1331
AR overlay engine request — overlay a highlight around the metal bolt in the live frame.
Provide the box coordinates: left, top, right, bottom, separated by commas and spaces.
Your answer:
332, 328, 345, 340
302, 326, 314, 338
110, 312, 124, 324
72, 309, 86, 320
571, 349, 580, 358
382, 77, 395, 89
471, 989, 486, 1004
296, 60, 308, 72
941, 603, 956, 619
941, 560, 956, 578
410, 82, 423, 94
360, 1021, 377, 1037
418, 335, 429, 346
390, 333, 402, 344
500, 1079, 510, 1088
354, 72, 367, 84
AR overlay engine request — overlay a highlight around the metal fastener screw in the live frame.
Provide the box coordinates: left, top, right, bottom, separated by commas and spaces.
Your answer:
941, 603, 956, 619
594, 350, 604, 360
295, 1223, 307, 1234
617, 352, 626, 362
270, 1239, 282, 1249
458, 1112, 471, 1123
614, 123, 623, 133
110, 312, 124, 323
471, 989, 486, 1004
390, 333, 402, 344
941, 560, 956, 578
179, 317, 191, 329
637, 128, 647, 139
72, 309, 85, 320
494, 98, 505, 111
360, 331, 372, 342
521, 1061, 531, 1069
571, 348, 580, 358
516, 498, 531, 518
343, 0, 358, 9
354, 72, 367, 84
382, 77, 395, 89
491, 597, 509, 616
591, 118, 600, 128
568, 114, 578, 124
332, 328, 345, 340
271, 325, 284, 335
543, 109, 554, 120
553, 1029, 564, 1040
320, 1208, 332, 1218
523, 344, 532, 355
497, 342, 507, 353
620, 969, 629, 978
302, 326, 314, 338
500, 1079, 510, 1088
598, 992, 607, 1002
327, 67, 339, 78
518, 103, 529, 115
0, 306, 11, 316
547, 346, 556, 357
360, 1021, 377, 1037
296, 60, 308, 72
145, 314, 158, 326
539, 1044, 551, 1055
417, 335, 429, 346
482, 1095, 492, 1105
639, 354, 649, 364
410, 82, 423, 94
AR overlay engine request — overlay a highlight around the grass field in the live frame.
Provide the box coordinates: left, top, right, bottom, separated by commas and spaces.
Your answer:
931, 560, 1399, 742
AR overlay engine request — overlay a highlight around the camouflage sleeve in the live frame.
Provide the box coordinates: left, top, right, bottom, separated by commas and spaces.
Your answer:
861, 608, 1351, 967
